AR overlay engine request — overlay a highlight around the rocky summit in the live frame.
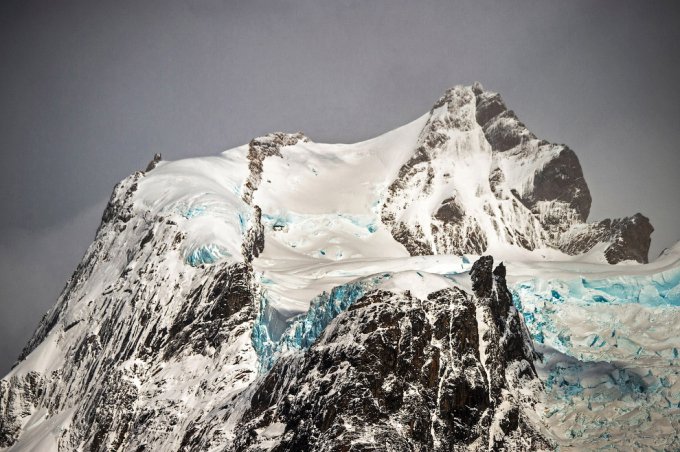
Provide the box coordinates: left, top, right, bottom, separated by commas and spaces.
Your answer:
2, 84, 677, 451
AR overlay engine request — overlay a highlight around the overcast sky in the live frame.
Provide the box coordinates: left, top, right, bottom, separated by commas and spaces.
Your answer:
1, 0, 678, 374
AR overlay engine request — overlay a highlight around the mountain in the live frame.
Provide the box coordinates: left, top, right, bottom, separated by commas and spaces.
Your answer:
1, 83, 677, 451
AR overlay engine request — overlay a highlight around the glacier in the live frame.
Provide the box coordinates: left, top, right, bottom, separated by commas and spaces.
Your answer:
507, 248, 680, 450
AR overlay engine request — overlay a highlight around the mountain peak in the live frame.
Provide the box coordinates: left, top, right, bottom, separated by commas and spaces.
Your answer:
383, 83, 649, 263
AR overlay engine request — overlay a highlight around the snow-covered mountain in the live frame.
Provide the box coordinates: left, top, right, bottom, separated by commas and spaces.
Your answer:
382, 84, 652, 263
1, 83, 677, 451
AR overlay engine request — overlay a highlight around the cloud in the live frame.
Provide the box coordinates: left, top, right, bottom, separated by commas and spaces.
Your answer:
0, 200, 106, 374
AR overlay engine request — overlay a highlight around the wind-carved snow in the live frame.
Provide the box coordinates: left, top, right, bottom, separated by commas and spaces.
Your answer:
136, 150, 255, 268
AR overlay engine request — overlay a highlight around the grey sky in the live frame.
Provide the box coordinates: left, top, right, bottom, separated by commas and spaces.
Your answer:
1, 0, 678, 374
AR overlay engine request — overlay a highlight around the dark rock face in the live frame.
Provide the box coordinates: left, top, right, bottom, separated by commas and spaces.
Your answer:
233, 257, 551, 451
559, 213, 654, 264
470, 258, 539, 403
242, 132, 308, 204
524, 147, 591, 222
470, 255, 494, 296
161, 262, 256, 360
388, 222, 437, 256
100, 172, 143, 231
475, 87, 580, 238
434, 196, 465, 223
144, 153, 162, 172
242, 205, 265, 262
604, 214, 654, 264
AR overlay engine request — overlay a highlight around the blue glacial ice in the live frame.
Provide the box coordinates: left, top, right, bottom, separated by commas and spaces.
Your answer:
261, 213, 289, 231
252, 273, 392, 371
180, 205, 207, 219
185, 244, 230, 266
512, 264, 680, 354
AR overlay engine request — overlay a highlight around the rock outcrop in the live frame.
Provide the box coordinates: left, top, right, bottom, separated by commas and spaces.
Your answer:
242, 132, 308, 205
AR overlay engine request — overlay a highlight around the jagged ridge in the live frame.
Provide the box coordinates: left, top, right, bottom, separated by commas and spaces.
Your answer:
381, 83, 653, 264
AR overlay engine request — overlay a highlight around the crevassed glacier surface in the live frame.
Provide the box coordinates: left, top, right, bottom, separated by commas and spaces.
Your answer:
511, 261, 680, 450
